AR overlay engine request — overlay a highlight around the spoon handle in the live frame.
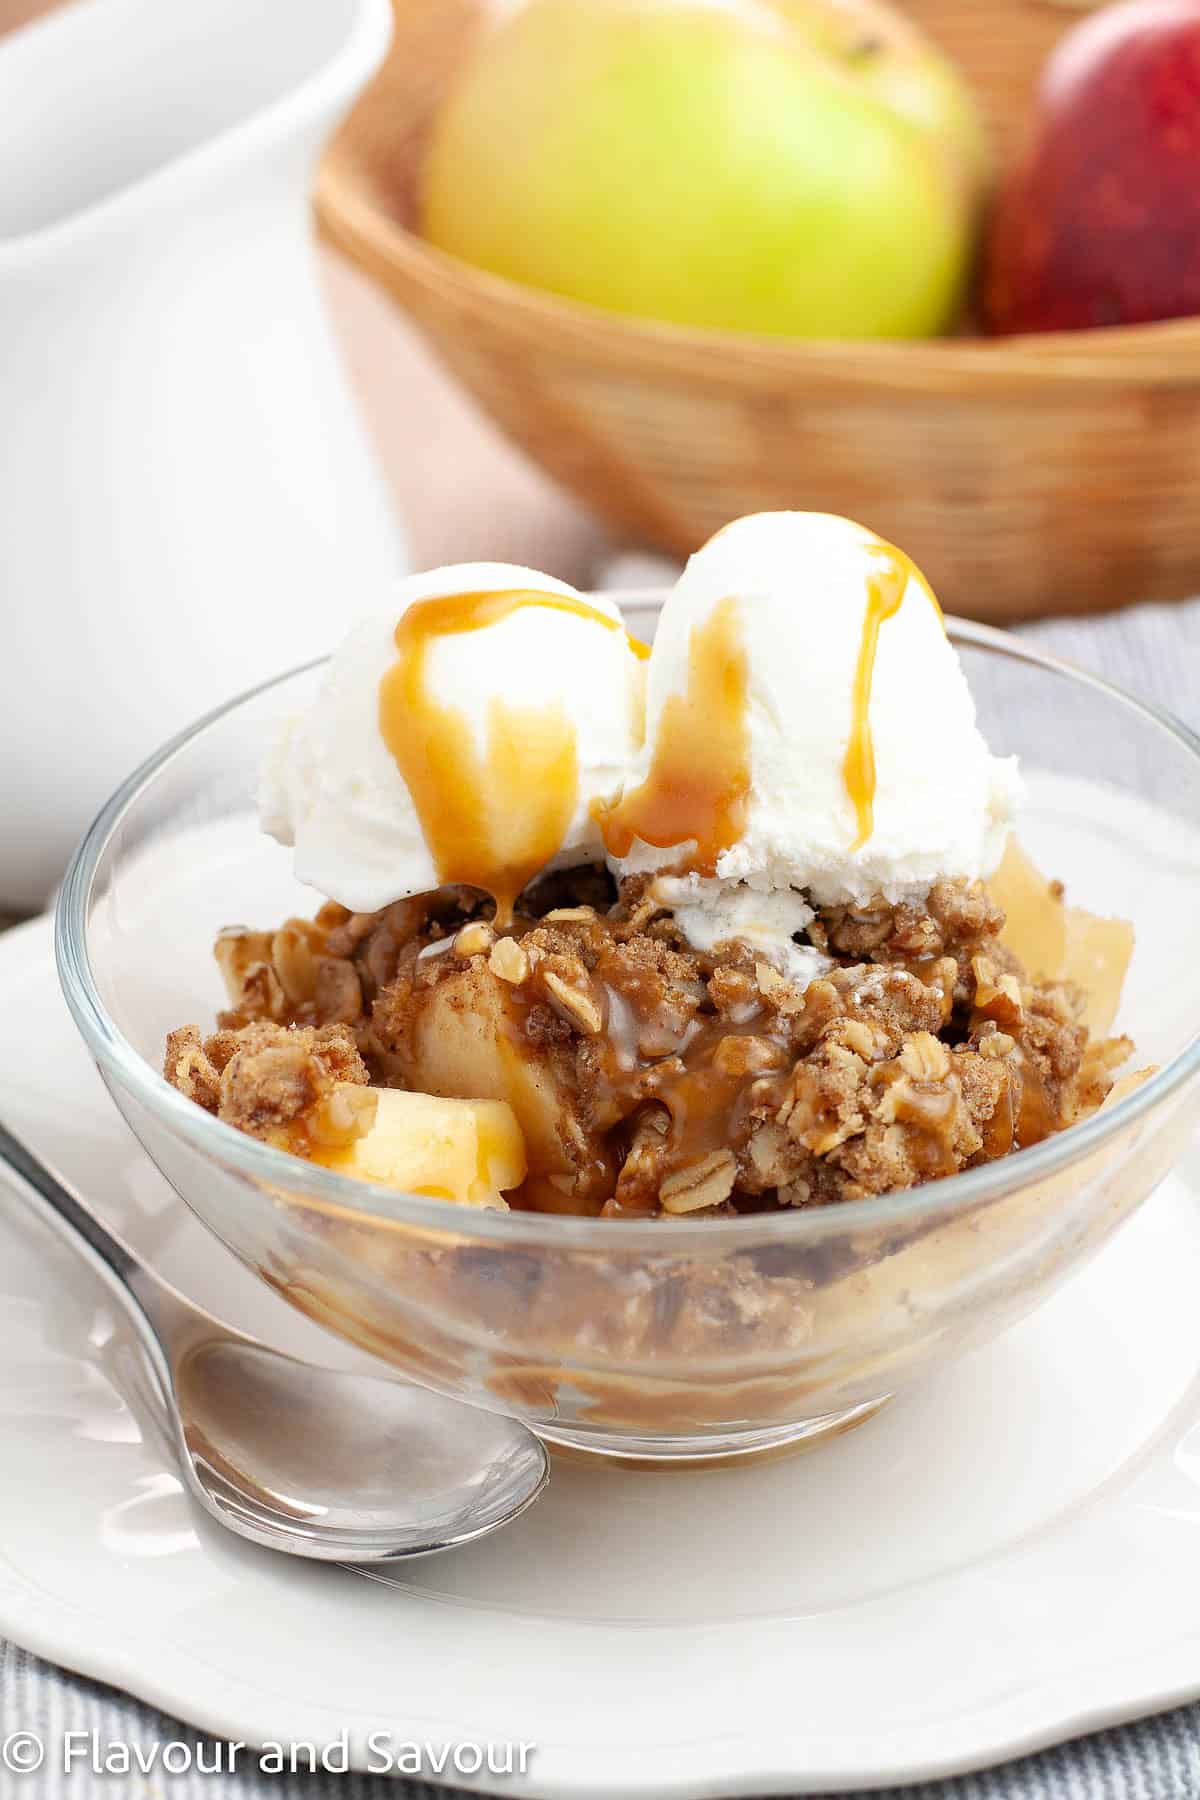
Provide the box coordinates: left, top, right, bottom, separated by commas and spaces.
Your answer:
0, 1116, 225, 1362
0, 1114, 140, 1284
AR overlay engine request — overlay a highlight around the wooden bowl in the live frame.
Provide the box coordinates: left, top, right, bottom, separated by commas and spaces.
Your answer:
318, 0, 1200, 620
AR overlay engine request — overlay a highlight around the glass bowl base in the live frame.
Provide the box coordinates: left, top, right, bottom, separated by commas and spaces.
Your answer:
537, 1397, 893, 1471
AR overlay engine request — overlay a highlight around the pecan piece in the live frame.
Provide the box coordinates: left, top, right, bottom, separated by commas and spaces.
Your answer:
489, 938, 530, 985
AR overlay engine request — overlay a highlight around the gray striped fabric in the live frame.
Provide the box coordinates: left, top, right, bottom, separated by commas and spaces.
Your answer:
3, 588, 1199, 1800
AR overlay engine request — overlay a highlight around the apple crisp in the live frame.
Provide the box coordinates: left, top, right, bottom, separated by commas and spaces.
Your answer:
165, 866, 1131, 1217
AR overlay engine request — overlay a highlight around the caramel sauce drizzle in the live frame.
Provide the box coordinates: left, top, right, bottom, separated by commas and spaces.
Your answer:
596, 595, 750, 875
592, 995, 794, 1218
597, 545, 942, 876
379, 589, 649, 925
844, 543, 943, 851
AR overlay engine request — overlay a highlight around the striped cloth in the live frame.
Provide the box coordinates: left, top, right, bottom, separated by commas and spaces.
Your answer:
3, 587, 1200, 1800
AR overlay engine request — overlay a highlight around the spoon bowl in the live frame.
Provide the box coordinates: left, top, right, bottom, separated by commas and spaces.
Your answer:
175, 1340, 548, 1559
0, 1120, 549, 1563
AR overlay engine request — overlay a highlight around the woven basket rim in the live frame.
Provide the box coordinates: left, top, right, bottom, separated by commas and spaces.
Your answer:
318, 159, 1200, 389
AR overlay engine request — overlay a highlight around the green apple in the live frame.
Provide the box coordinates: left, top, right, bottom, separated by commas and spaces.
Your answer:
420, 0, 990, 339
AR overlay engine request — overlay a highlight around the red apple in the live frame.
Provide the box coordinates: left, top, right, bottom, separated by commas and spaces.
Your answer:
982, 0, 1200, 334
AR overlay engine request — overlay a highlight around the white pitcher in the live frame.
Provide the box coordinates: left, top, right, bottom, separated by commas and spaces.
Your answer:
0, 0, 407, 910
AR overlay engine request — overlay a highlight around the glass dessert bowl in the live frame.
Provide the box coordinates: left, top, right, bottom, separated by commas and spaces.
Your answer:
58, 581, 1200, 1465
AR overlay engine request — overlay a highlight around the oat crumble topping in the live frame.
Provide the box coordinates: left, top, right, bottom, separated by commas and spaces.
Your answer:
165, 870, 1130, 1217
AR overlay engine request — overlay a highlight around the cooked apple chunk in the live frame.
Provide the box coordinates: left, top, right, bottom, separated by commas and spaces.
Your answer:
311, 1088, 525, 1210
374, 951, 613, 1211
991, 839, 1134, 1037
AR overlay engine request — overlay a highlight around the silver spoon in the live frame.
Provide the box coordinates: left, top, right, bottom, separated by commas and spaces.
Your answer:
0, 1119, 548, 1561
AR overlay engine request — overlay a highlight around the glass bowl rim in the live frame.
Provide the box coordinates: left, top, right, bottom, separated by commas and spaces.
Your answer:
56, 604, 1200, 1252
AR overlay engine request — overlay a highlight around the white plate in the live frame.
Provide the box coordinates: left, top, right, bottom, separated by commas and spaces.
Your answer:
3, 913, 1200, 1797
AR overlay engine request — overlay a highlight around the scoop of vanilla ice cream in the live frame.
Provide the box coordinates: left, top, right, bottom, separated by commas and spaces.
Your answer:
614, 512, 1020, 933
262, 562, 645, 914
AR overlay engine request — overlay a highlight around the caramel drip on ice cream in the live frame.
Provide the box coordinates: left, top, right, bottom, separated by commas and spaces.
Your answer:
843, 544, 942, 851
596, 596, 750, 876
379, 589, 648, 924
